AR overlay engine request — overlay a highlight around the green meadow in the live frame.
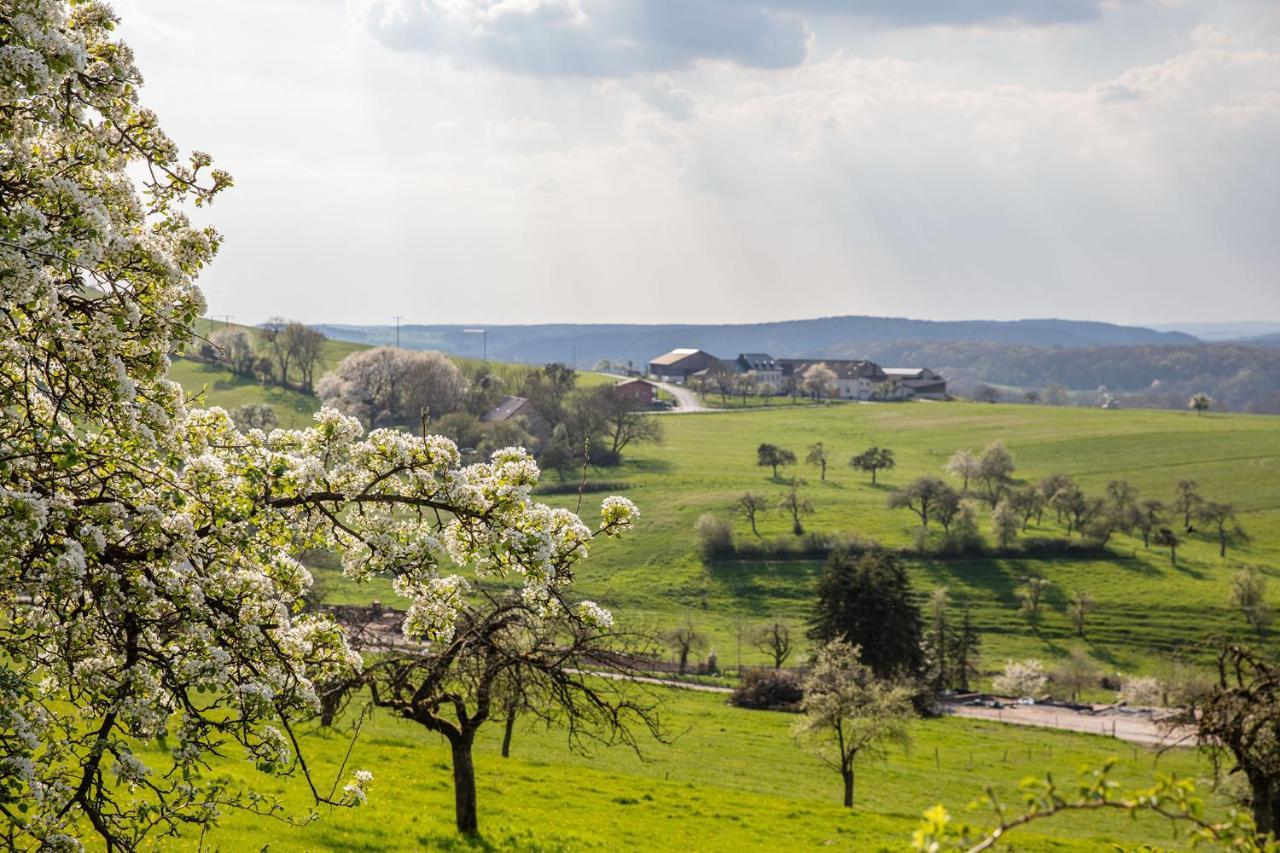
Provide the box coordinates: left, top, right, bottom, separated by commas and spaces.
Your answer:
545, 402, 1280, 675
169, 358, 1280, 849
191, 685, 1213, 852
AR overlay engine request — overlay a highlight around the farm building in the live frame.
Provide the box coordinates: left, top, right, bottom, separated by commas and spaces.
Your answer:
648, 348, 721, 384
883, 367, 949, 399
779, 359, 890, 401
614, 378, 657, 405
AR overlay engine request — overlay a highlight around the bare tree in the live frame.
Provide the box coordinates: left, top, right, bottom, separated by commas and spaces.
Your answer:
1174, 480, 1203, 531
210, 328, 256, 377
794, 641, 914, 808
1136, 499, 1166, 548
1199, 501, 1250, 558
585, 387, 664, 462
779, 478, 815, 535
286, 323, 328, 393
806, 441, 830, 481
1067, 590, 1096, 638
733, 492, 770, 537
1180, 644, 1280, 835
366, 592, 664, 834
669, 617, 708, 675
753, 622, 794, 669
261, 316, 293, 385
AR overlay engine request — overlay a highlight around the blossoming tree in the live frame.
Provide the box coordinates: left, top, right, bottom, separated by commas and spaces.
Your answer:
0, 2, 635, 848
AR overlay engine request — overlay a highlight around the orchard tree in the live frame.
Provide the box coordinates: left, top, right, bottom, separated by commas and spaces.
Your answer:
992, 500, 1020, 549
779, 478, 815, 535
1199, 501, 1250, 558
753, 622, 795, 670
1230, 568, 1271, 638
669, 618, 708, 675
1174, 480, 1203, 531
757, 443, 797, 479
367, 590, 663, 834
887, 476, 958, 529
806, 441, 831, 481
1067, 590, 1097, 638
732, 492, 770, 537
945, 449, 979, 492
1017, 576, 1051, 625
0, 6, 640, 847
210, 327, 257, 376
802, 363, 839, 399
1136, 499, 1167, 548
1189, 392, 1214, 415
974, 440, 1016, 506
316, 346, 467, 428
849, 446, 896, 485
795, 642, 914, 808
1154, 527, 1182, 565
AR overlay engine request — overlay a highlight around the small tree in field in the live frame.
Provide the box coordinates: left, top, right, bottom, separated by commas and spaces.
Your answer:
758, 442, 797, 479
795, 641, 914, 808
1189, 392, 1213, 415
1230, 567, 1271, 638
1174, 480, 1203, 530
779, 478, 815, 535
1017, 576, 1051, 625
1136, 499, 1166, 548
945, 449, 979, 492
733, 492, 770, 537
670, 618, 709, 675
850, 446, 896, 485
1052, 646, 1100, 701
806, 441, 831, 481
974, 440, 1016, 506
1153, 527, 1182, 565
992, 500, 1020, 549
1067, 590, 1097, 638
754, 622, 795, 669
887, 476, 958, 529
1199, 501, 1250, 558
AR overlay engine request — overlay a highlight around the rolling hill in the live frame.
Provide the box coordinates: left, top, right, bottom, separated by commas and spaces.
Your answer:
314, 315, 1196, 369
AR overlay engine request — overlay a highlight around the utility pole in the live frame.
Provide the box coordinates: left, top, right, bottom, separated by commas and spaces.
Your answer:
464, 328, 487, 361
393, 315, 403, 349
220, 315, 232, 332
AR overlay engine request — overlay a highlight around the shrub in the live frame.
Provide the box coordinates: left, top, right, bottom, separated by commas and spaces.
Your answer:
694, 514, 734, 561
534, 480, 630, 496
729, 668, 804, 712
993, 659, 1048, 698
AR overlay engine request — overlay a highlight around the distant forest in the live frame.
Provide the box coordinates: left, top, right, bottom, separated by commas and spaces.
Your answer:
847, 342, 1280, 414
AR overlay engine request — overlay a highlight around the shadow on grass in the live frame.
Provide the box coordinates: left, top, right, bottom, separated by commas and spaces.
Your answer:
625, 457, 674, 475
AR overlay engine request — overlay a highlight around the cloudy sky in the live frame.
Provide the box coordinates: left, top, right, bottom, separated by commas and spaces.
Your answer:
117, 0, 1280, 326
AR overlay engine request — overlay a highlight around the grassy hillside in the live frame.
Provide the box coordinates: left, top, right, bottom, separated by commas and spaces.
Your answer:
175, 319, 617, 427
192, 684, 1212, 852
469, 402, 1280, 677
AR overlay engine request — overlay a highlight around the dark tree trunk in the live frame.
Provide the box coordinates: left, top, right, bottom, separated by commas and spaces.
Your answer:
1249, 771, 1280, 837
678, 649, 689, 674
450, 735, 479, 834
842, 767, 855, 808
501, 708, 516, 758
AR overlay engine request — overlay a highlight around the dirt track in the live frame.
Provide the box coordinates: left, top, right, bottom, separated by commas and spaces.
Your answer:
942, 701, 1195, 747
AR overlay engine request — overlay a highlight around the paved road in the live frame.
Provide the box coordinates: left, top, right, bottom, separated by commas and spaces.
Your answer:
649, 380, 709, 413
